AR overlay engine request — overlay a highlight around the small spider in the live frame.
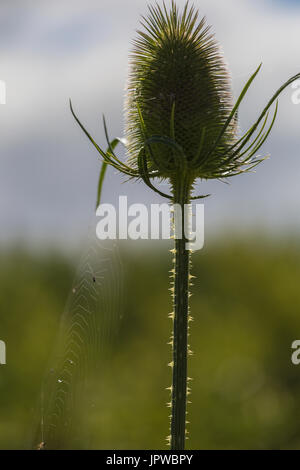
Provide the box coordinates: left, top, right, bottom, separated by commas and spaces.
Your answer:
37, 441, 46, 450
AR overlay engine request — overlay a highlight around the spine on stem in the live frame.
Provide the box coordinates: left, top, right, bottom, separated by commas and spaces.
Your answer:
169, 174, 192, 450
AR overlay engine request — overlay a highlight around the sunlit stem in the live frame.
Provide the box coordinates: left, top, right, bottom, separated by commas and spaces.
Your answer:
170, 173, 192, 450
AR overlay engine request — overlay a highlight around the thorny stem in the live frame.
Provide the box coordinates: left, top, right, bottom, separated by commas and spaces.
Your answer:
170, 173, 192, 450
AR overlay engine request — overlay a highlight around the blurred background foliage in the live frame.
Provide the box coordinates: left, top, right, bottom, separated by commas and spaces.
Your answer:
1, 236, 300, 449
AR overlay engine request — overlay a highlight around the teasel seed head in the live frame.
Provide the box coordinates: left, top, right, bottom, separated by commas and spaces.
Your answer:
70, 1, 300, 202
125, 1, 237, 179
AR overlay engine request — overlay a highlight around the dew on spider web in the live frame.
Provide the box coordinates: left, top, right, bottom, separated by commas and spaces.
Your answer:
33, 234, 124, 449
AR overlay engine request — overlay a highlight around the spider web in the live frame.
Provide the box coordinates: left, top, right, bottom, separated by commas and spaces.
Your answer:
34, 234, 124, 449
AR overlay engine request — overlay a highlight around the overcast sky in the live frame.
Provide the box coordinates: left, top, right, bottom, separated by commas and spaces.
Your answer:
1, 0, 300, 248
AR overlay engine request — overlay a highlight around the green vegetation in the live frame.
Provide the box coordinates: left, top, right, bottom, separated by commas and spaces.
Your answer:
1, 237, 300, 449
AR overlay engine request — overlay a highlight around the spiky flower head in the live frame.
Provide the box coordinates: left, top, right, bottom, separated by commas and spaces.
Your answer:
70, 1, 300, 202
125, 1, 237, 179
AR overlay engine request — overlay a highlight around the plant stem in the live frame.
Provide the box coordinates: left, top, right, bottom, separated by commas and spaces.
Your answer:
170, 174, 192, 450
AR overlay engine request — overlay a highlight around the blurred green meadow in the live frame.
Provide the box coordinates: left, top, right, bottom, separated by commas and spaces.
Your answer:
1, 236, 300, 449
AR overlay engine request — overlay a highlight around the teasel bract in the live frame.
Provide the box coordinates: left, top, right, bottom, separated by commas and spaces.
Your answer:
70, 0, 300, 450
